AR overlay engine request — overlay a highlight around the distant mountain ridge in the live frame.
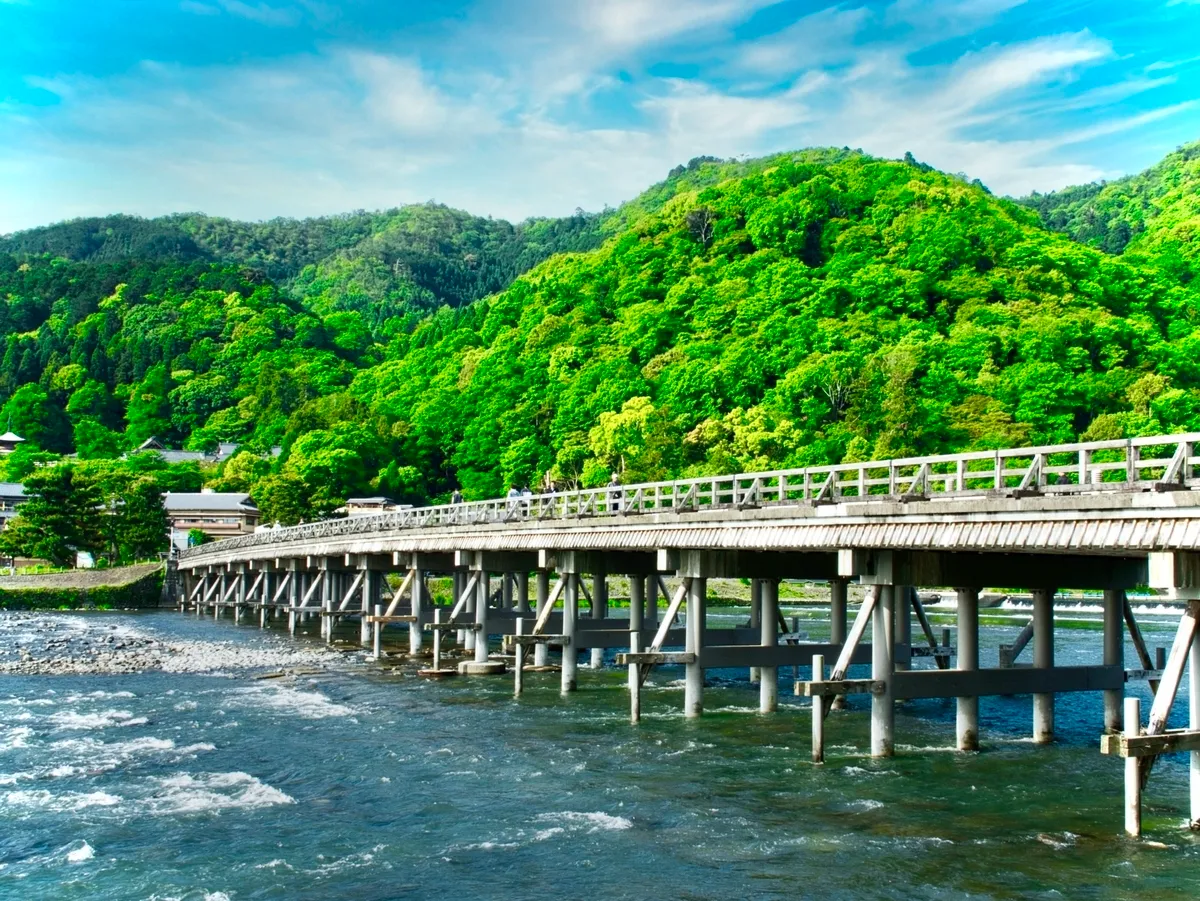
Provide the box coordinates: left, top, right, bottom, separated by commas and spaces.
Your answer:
0, 205, 606, 326
1018, 140, 1200, 281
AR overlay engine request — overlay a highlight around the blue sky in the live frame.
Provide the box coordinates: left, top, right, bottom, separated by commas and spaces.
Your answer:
2, 0, 1199, 232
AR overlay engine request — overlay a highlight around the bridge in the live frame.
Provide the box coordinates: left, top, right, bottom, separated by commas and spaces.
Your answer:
176, 433, 1200, 837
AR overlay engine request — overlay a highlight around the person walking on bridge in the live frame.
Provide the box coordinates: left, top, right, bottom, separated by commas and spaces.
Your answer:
607, 471, 623, 514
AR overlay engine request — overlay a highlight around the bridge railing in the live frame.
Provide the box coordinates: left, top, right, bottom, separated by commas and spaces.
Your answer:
180, 433, 1200, 559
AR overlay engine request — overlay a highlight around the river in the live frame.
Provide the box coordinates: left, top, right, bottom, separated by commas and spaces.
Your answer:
0, 605, 1196, 900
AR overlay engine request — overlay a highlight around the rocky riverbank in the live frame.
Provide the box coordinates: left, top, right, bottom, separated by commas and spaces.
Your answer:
0, 611, 350, 676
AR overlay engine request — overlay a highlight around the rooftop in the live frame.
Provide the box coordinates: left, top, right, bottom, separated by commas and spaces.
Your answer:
164, 492, 258, 513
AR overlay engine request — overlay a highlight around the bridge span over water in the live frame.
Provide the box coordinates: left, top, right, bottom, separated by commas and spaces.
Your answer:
177, 433, 1200, 836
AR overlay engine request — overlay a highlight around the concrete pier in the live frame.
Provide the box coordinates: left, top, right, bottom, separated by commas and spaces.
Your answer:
872, 586, 895, 758
759, 578, 778, 713
685, 576, 706, 718
590, 570, 607, 670
956, 587, 980, 751
561, 573, 578, 694
1103, 589, 1124, 733
1033, 588, 1056, 743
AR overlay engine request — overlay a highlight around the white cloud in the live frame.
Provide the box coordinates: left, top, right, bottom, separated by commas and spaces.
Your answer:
735, 5, 870, 74
1, 0, 1197, 233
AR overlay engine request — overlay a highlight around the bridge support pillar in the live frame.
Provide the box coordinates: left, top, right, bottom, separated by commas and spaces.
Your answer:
830, 578, 848, 709
216, 572, 226, 621
288, 565, 300, 635
956, 587, 980, 751
685, 576, 707, 718
871, 585, 896, 757
463, 573, 477, 654
516, 572, 531, 615
1190, 625, 1200, 830
321, 564, 336, 644
749, 579, 762, 684
362, 569, 380, 648
1033, 587, 1056, 743
410, 570, 425, 655
646, 572, 659, 630
628, 575, 644, 720
760, 578, 779, 713
534, 570, 550, 668
474, 572, 490, 665
562, 573, 579, 694
590, 570, 607, 670
502, 573, 513, 609
1103, 589, 1124, 733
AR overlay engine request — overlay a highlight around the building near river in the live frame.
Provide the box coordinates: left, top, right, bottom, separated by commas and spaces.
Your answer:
164, 491, 260, 549
0, 482, 26, 527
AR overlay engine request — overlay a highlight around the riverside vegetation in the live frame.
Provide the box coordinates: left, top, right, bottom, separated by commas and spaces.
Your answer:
1, 144, 1198, 539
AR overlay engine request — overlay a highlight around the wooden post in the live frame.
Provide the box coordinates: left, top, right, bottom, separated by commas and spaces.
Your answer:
957, 587, 980, 751
830, 578, 848, 710
514, 617, 525, 698
811, 653, 825, 764
562, 574, 578, 694
1125, 696, 1142, 837
372, 604, 382, 659
629, 575, 644, 722
684, 576, 707, 718
760, 578, 779, 713
871, 586, 895, 757
1033, 587, 1055, 743
1104, 589, 1124, 733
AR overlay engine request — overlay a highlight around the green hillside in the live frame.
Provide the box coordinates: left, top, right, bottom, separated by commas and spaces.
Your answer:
0, 204, 605, 328
3, 146, 1199, 524
1019, 141, 1200, 282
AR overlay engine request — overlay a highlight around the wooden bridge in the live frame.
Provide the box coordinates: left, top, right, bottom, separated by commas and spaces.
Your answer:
176, 433, 1200, 837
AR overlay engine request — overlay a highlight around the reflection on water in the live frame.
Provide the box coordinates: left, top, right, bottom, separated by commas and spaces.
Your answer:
0, 609, 1196, 900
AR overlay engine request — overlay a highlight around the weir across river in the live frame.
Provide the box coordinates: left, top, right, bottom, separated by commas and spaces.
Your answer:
176, 433, 1200, 837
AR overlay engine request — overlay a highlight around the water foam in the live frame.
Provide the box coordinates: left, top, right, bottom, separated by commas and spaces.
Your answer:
227, 684, 358, 720
146, 772, 294, 815
66, 841, 95, 863
48, 710, 148, 731
534, 811, 633, 833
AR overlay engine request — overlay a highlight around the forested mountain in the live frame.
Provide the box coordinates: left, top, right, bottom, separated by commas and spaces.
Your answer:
3, 144, 1199, 525
1019, 140, 1200, 281
0, 204, 605, 327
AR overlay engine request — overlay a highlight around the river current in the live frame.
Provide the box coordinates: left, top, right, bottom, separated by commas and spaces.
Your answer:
0, 605, 1196, 900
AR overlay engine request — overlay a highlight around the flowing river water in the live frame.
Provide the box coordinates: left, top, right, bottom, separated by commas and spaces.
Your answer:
0, 604, 1196, 900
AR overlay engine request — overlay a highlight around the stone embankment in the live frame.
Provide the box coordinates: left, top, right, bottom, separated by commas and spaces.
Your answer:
0, 563, 164, 610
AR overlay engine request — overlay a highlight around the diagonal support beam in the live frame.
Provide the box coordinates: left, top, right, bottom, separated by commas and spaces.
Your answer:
1139, 600, 1200, 785
300, 571, 324, 606
337, 572, 365, 612
271, 572, 293, 604
1123, 595, 1161, 695
383, 570, 415, 617
821, 586, 881, 716
640, 578, 691, 687
531, 577, 565, 635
